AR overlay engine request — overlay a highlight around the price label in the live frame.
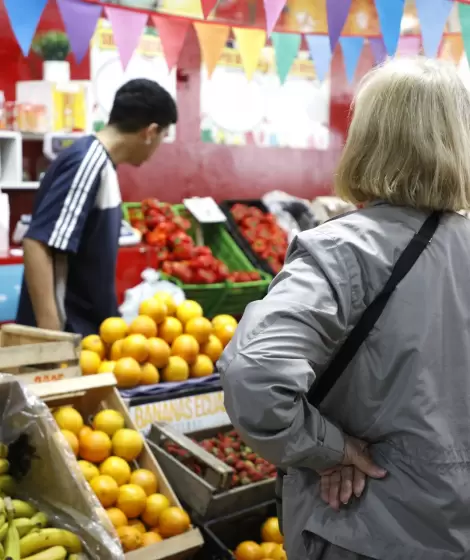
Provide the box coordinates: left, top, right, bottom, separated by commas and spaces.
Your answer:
183, 197, 226, 224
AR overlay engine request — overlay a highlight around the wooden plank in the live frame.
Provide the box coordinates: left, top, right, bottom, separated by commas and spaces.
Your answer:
1, 324, 81, 344
0, 341, 78, 368
31, 373, 117, 399
10, 366, 81, 385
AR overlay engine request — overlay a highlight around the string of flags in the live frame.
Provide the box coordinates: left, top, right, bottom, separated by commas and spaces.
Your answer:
3, 0, 470, 84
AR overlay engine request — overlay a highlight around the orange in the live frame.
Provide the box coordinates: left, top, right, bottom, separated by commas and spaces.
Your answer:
117, 526, 143, 552
147, 337, 171, 368
78, 460, 99, 482
99, 456, 131, 486
140, 363, 160, 385
109, 339, 124, 361
116, 484, 147, 518
213, 323, 236, 347
121, 334, 149, 363
142, 531, 163, 546
139, 298, 167, 324
184, 316, 213, 344
175, 300, 203, 324
112, 429, 144, 462
161, 356, 189, 382
79, 350, 101, 375
212, 314, 238, 330
82, 335, 106, 359
128, 519, 146, 534
106, 507, 128, 529
261, 517, 283, 544
61, 429, 79, 456
234, 541, 263, 560
129, 315, 158, 339
100, 317, 129, 345
154, 291, 177, 316
113, 357, 142, 389
90, 474, 119, 508
93, 409, 125, 437
200, 335, 224, 363
150, 528, 164, 536
53, 407, 84, 435
78, 426, 93, 441
270, 545, 287, 560
98, 360, 116, 374
140, 493, 170, 527
158, 317, 183, 344
79, 430, 112, 463
158, 507, 191, 538
171, 335, 199, 364
190, 355, 214, 378
259, 543, 278, 557
129, 469, 158, 496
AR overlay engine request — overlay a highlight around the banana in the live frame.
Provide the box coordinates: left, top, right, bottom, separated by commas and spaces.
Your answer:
67, 555, 88, 560
19, 529, 81, 558
0, 478, 15, 496
0, 445, 8, 460
0, 499, 5, 516
12, 520, 34, 538
29, 514, 48, 530
4, 521, 20, 560
11, 502, 36, 520
0, 463, 9, 477
0, 541, 3, 560
0, 523, 8, 542
22, 546, 67, 560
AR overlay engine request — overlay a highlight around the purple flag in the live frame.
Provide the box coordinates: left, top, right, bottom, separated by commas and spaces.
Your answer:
106, 7, 148, 70
416, 0, 452, 57
369, 37, 387, 65
57, 0, 102, 63
326, 0, 353, 51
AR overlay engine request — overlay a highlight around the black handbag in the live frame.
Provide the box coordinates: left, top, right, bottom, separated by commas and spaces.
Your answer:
276, 211, 441, 533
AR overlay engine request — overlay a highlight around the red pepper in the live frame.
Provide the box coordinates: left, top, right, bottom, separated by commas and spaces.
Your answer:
194, 246, 212, 257
193, 269, 217, 284
172, 243, 195, 261
252, 239, 266, 254
145, 230, 168, 247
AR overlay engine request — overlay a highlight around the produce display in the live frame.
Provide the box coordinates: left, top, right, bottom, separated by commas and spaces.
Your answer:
230, 203, 288, 274
79, 292, 238, 386
0, 444, 84, 560
163, 429, 276, 488
127, 199, 262, 284
52, 406, 192, 553
234, 517, 286, 560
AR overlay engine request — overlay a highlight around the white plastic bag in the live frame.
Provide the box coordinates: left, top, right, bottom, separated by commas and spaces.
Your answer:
119, 268, 185, 324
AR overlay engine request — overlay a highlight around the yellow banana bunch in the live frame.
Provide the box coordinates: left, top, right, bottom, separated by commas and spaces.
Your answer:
22, 545, 68, 560
11, 502, 36, 520
0, 477, 15, 496
19, 529, 82, 558
0, 444, 8, 460
29, 514, 48, 530
13, 519, 36, 538
4, 497, 20, 560
0, 461, 9, 477
0, 518, 8, 542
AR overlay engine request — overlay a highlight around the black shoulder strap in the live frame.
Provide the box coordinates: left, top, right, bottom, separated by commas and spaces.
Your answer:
308, 211, 441, 408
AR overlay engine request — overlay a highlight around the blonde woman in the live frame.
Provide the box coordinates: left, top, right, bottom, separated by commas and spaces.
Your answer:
219, 58, 470, 560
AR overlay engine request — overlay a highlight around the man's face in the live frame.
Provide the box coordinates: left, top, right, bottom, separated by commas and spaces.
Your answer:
128, 124, 169, 166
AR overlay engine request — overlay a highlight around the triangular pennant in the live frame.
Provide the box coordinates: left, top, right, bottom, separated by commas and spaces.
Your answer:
369, 37, 387, 65
459, 3, 470, 66
326, 0, 352, 52
200, 0, 218, 19
106, 7, 147, 69
4, 0, 48, 56
306, 35, 332, 82
263, 0, 287, 35
194, 22, 229, 77
152, 15, 191, 71
339, 37, 364, 83
397, 36, 421, 57
272, 32, 301, 84
416, 0, 452, 57
440, 34, 464, 63
57, 0, 102, 63
374, 0, 405, 56
233, 27, 266, 81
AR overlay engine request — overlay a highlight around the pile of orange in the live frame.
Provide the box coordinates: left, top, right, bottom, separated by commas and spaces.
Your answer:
80, 291, 239, 388
53, 406, 191, 552
234, 517, 286, 560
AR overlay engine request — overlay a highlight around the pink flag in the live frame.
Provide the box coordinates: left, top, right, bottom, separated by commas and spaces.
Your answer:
152, 15, 191, 71
200, 0, 218, 18
397, 36, 421, 57
263, 0, 287, 35
106, 6, 148, 69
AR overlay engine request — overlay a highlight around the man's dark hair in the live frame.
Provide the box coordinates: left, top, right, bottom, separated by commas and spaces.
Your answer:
108, 78, 178, 133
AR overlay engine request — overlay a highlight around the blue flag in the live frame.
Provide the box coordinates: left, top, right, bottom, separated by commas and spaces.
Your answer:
374, 0, 405, 56
4, 0, 49, 56
306, 35, 332, 82
339, 37, 364, 83
416, 0, 452, 57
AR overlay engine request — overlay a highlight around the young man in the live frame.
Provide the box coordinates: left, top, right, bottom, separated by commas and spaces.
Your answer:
16, 78, 177, 336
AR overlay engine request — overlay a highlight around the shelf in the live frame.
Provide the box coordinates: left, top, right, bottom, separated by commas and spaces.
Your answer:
0, 181, 39, 190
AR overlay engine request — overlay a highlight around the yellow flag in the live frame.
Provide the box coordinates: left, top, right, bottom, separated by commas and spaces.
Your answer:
233, 27, 267, 81
440, 35, 464, 64
194, 23, 230, 77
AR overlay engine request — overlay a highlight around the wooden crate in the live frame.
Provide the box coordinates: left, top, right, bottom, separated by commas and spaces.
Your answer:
0, 324, 81, 383
148, 423, 275, 521
32, 374, 204, 560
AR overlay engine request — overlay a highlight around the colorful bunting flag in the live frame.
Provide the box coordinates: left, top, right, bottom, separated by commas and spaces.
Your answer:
416, 0, 452, 57
306, 35, 332, 82
57, 0, 102, 63
200, 0, 218, 19
339, 37, 364, 83
152, 16, 191, 71
263, 0, 287, 35
440, 35, 464, 63
374, 0, 405, 56
397, 36, 421, 57
369, 37, 387, 65
4, 0, 48, 56
194, 22, 229, 77
271, 32, 301, 84
233, 27, 267, 81
326, 0, 352, 52
106, 7, 147, 70
459, 3, 470, 67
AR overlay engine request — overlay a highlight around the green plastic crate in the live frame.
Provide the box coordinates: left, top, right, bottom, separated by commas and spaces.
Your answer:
121, 202, 272, 317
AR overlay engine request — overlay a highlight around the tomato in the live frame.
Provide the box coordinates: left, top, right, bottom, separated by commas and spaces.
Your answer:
193, 269, 217, 284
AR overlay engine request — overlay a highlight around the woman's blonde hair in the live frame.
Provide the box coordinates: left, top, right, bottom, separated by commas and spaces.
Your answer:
335, 57, 470, 211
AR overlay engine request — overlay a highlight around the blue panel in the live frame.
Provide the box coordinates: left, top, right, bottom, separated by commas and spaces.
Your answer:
0, 265, 23, 322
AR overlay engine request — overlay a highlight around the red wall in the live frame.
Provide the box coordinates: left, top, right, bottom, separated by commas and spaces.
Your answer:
0, 0, 375, 234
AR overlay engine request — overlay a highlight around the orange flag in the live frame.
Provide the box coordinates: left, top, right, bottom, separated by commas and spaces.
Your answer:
233, 27, 267, 81
440, 35, 464, 64
194, 22, 230, 77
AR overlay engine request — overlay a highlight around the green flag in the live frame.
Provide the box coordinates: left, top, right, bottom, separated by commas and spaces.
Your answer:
272, 32, 301, 84
459, 3, 470, 65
